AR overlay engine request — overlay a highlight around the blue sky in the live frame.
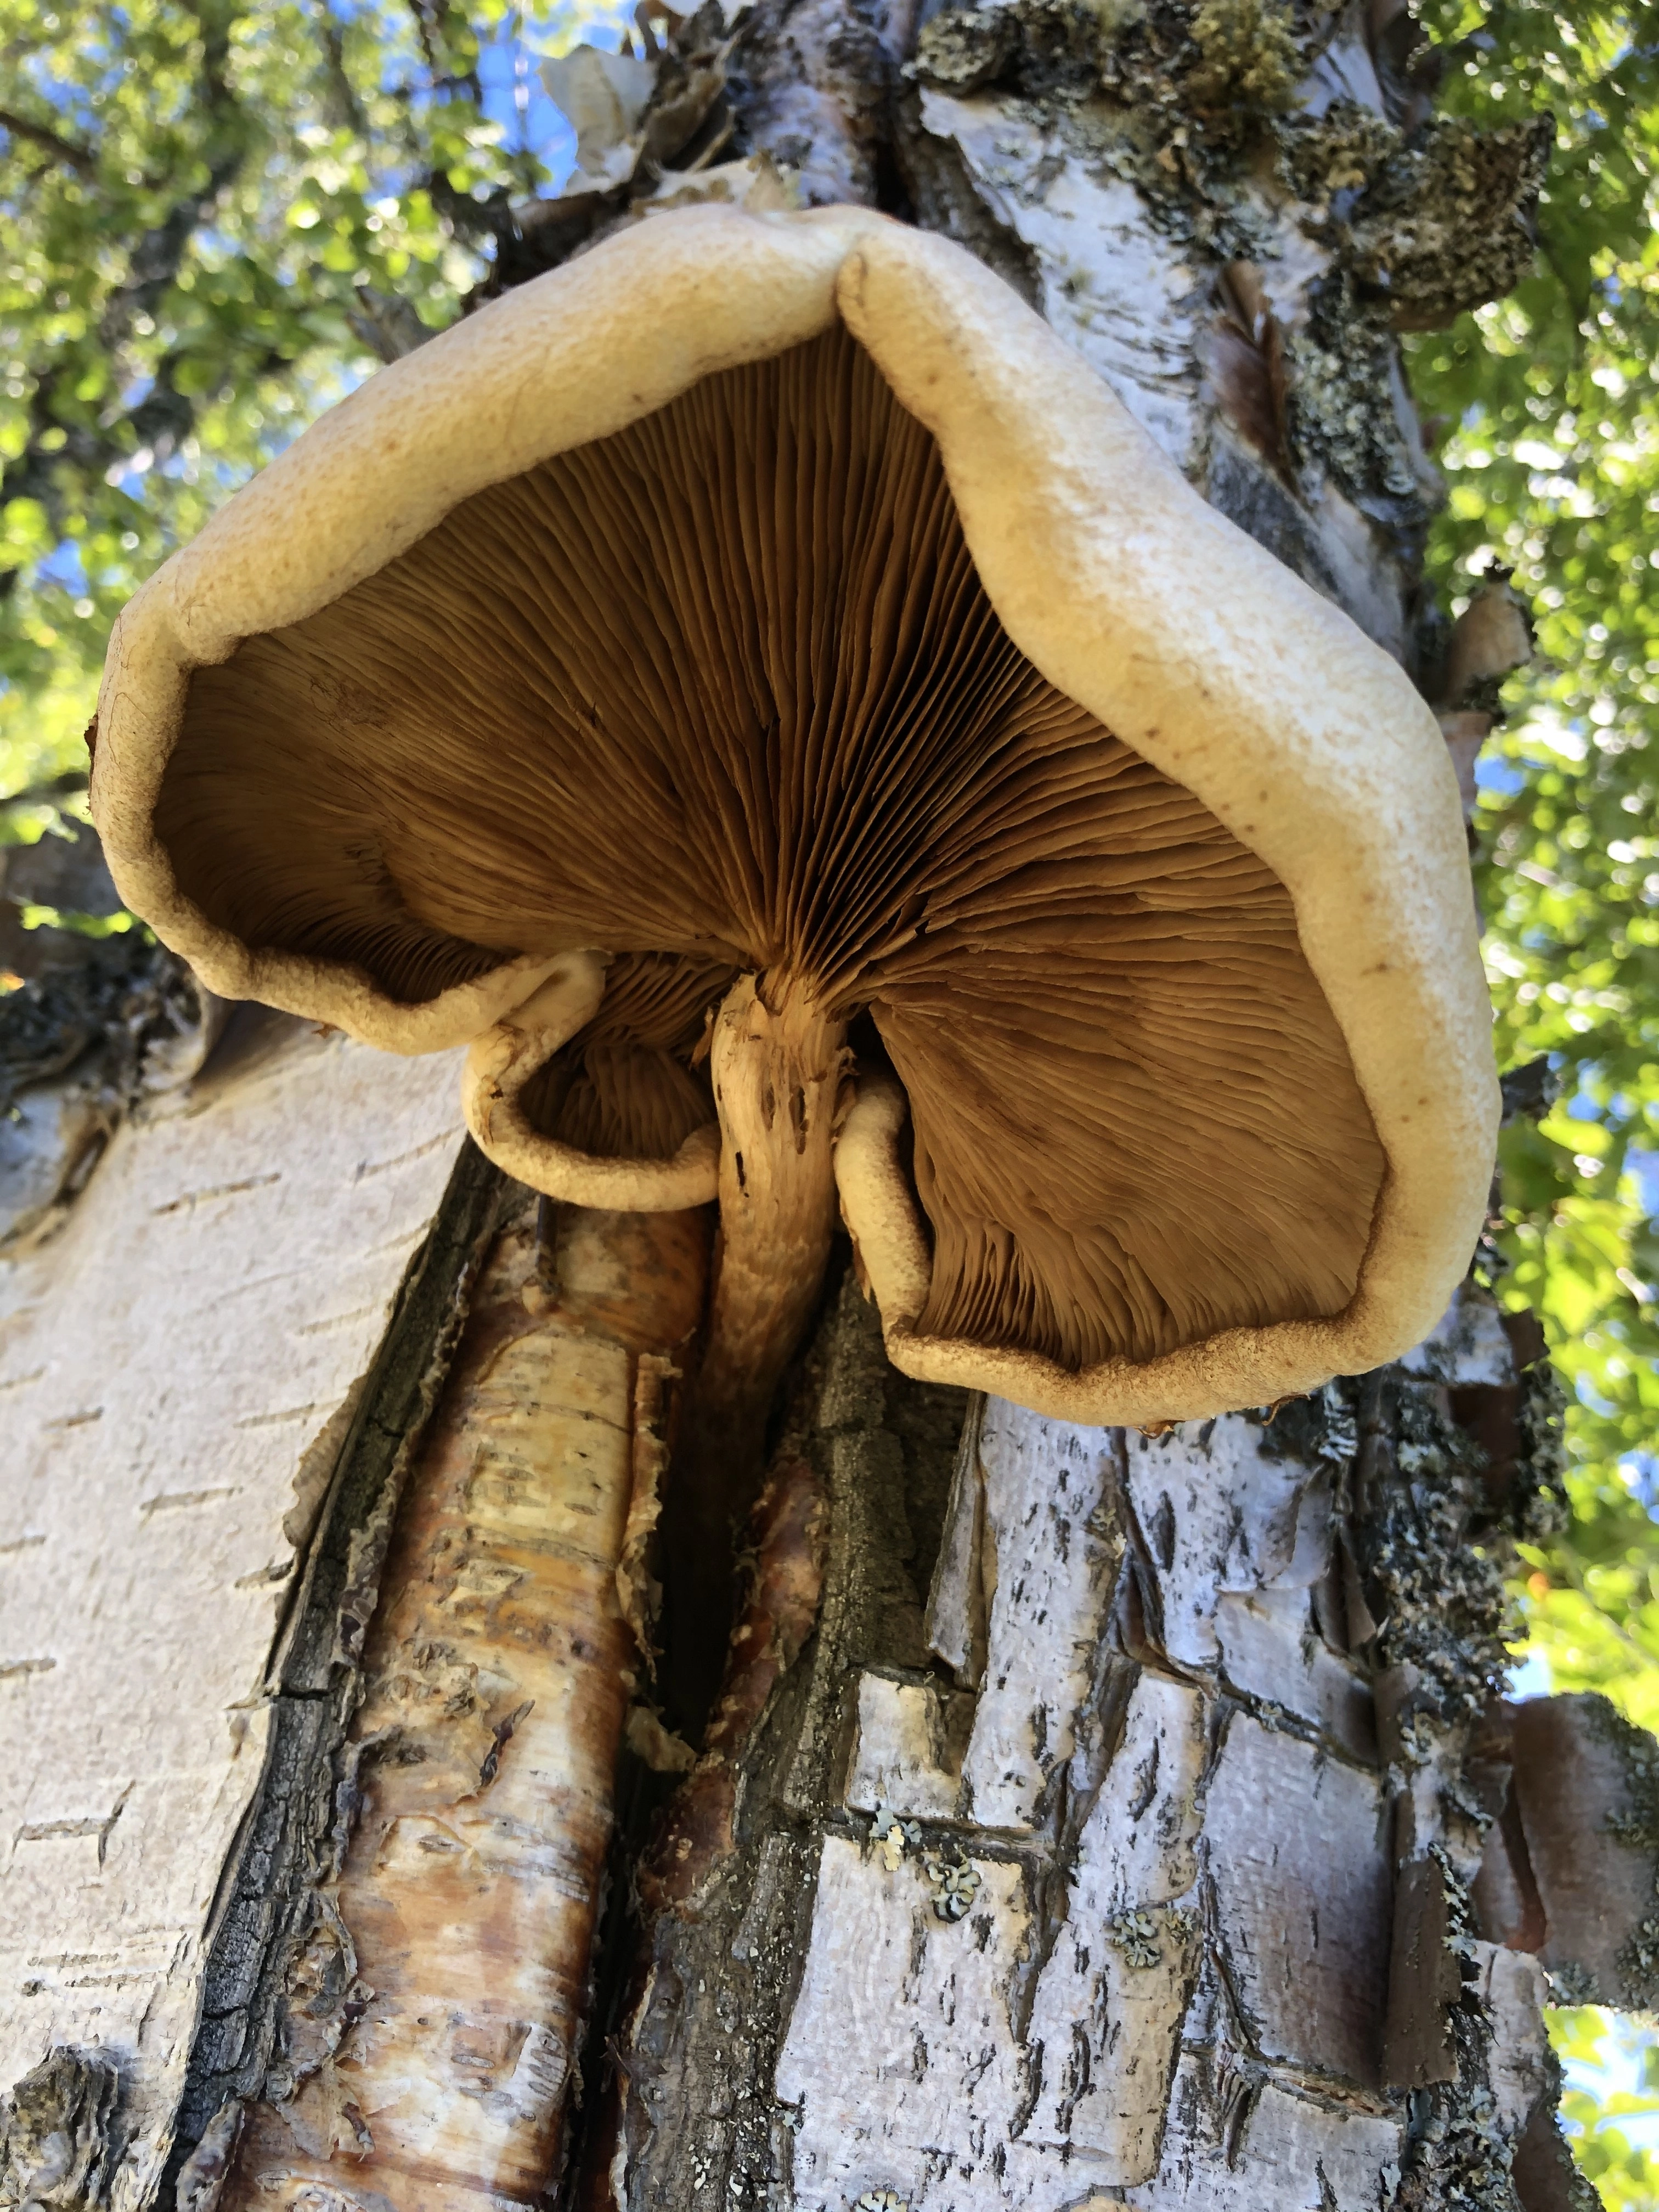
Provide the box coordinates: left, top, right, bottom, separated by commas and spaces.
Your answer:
474, 6, 633, 189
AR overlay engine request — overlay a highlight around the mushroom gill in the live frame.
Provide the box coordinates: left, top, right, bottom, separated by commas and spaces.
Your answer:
155, 323, 1387, 1381
522, 952, 732, 1165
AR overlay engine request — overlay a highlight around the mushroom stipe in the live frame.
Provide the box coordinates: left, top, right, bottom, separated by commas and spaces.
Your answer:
92, 204, 1497, 1448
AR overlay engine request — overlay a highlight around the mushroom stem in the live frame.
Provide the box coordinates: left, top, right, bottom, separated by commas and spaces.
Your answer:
704, 974, 850, 1420
661, 972, 848, 1724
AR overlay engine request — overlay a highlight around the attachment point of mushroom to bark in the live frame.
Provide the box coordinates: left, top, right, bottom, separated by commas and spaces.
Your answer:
463, 955, 853, 1720
697, 974, 850, 1444
464, 958, 849, 1453
656, 972, 850, 1722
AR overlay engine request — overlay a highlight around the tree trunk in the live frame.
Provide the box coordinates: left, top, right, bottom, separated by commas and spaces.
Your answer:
0, 5, 1633, 2211
582, 1266, 1585, 2212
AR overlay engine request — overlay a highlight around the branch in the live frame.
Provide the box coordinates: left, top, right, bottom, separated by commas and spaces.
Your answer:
95, 3, 249, 347
403, 0, 482, 105
177, 0, 238, 113
0, 770, 87, 813
0, 337, 292, 604
0, 104, 95, 175
98, 143, 244, 347
309, 0, 369, 137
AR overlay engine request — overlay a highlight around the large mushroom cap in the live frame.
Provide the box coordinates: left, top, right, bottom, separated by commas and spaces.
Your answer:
91, 205, 1498, 1425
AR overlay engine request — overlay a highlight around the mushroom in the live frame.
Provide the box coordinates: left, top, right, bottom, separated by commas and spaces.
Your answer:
91, 205, 1497, 1670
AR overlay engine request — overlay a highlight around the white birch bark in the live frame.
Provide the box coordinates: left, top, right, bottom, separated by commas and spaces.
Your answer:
764, 1306, 1531, 2212
0, 1022, 472, 2206
596, 1277, 1577, 2212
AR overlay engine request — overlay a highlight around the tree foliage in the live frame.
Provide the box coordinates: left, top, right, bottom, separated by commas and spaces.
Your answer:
1550, 2007, 1659, 2204
0, 0, 586, 834
1410, 0, 1659, 1734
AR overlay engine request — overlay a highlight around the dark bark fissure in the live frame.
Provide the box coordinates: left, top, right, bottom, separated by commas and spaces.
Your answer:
566, 1262, 972, 2210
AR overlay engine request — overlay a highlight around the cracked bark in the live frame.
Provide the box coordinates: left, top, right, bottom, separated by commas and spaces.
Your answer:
584, 1281, 1587, 2212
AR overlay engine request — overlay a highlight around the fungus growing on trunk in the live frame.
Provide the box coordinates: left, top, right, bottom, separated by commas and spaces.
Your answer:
91, 205, 1496, 1573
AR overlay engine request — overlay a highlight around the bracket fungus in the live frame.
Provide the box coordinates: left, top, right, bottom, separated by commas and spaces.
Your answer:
90, 205, 1497, 1472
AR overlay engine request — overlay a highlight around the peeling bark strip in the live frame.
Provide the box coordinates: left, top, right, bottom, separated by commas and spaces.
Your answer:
1477, 1691, 1659, 2011
0, 1027, 476, 2208
160, 1128, 505, 2202
217, 1204, 707, 2212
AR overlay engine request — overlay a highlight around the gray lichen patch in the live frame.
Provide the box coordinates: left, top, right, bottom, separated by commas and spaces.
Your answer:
1282, 105, 1555, 333
908, 0, 1325, 236
0, 2046, 125, 2211
1184, 0, 1304, 116
1360, 1377, 1513, 1765
1246, 1376, 1359, 1474
1286, 270, 1428, 518
1395, 2078, 1523, 2212
1390, 1848, 1537, 2212
920, 1847, 984, 1921
1502, 1355, 1570, 1550
1110, 1908, 1164, 1969
912, 0, 1107, 100
1263, 101, 1550, 512
909, 1, 1293, 272
1276, 97, 1404, 214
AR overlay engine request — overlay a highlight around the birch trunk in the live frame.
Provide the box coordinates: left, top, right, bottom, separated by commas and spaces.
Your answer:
0, 5, 1634, 2211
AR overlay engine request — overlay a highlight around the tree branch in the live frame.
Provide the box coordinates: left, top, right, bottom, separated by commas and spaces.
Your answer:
309, 0, 369, 137
0, 0, 258, 601
0, 336, 291, 604
403, 0, 482, 105
0, 104, 95, 174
